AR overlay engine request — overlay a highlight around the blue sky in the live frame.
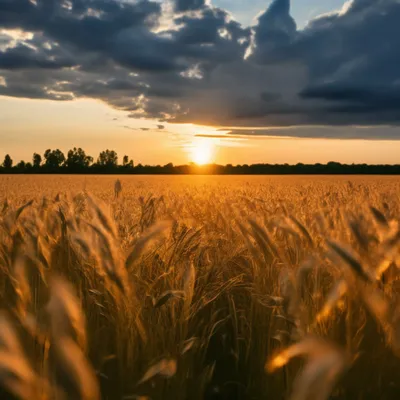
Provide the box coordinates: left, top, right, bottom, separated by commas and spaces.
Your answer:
213, 0, 347, 27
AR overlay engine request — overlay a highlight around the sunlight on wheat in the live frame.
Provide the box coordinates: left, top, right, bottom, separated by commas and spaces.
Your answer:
0, 175, 399, 399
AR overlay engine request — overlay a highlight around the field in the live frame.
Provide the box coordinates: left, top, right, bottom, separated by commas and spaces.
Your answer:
0, 175, 400, 400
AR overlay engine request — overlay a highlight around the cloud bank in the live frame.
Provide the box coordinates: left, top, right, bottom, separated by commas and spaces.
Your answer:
1, 0, 400, 138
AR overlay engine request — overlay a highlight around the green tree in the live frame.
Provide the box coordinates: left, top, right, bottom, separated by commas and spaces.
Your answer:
44, 149, 66, 169
33, 153, 42, 168
97, 150, 118, 168
65, 147, 93, 169
3, 154, 13, 169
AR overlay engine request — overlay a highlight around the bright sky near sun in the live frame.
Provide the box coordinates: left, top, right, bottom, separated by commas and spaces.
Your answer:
2, 0, 400, 166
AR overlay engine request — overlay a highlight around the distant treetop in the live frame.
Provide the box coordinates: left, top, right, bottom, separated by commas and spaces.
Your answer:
1, 149, 400, 175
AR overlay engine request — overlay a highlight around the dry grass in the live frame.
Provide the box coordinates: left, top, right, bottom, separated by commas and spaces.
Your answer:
0, 175, 399, 400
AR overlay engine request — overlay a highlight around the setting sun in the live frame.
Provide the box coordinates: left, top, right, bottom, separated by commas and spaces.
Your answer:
189, 139, 215, 165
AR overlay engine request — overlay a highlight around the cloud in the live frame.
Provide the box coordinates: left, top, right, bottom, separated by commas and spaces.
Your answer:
247, 0, 297, 64
123, 126, 151, 131
157, 124, 165, 129
174, 0, 207, 12
195, 134, 229, 139
1, 0, 400, 138
225, 126, 400, 140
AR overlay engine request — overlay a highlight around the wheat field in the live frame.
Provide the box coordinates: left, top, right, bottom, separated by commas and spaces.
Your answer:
0, 175, 399, 400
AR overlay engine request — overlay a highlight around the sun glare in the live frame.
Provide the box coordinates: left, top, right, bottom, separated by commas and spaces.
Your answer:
189, 139, 215, 165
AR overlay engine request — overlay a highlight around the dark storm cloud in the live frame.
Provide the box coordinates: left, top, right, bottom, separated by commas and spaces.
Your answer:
248, 0, 297, 64
0, 42, 76, 69
300, 85, 400, 115
0, 0, 173, 71
174, 0, 206, 12
225, 126, 400, 140
1, 0, 400, 138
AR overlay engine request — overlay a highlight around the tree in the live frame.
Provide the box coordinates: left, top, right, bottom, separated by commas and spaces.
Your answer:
123, 155, 134, 168
97, 150, 118, 168
65, 147, 93, 169
44, 149, 65, 169
33, 153, 42, 168
3, 154, 13, 169
16, 160, 26, 170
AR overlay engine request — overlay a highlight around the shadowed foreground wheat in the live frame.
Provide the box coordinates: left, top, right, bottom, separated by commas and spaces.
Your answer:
0, 175, 399, 399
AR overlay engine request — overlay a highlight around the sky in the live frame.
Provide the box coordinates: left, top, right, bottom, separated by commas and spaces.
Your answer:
213, 0, 345, 28
1, 0, 400, 166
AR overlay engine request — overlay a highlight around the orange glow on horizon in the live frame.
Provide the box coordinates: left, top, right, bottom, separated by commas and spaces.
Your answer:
188, 138, 216, 165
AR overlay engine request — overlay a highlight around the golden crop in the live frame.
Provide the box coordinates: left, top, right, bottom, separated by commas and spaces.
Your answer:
0, 175, 399, 400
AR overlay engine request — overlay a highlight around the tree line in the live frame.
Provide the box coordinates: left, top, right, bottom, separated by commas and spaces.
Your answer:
2, 149, 400, 174
0, 148, 133, 173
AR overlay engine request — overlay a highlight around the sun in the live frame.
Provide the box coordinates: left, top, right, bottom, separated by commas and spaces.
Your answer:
189, 139, 215, 165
